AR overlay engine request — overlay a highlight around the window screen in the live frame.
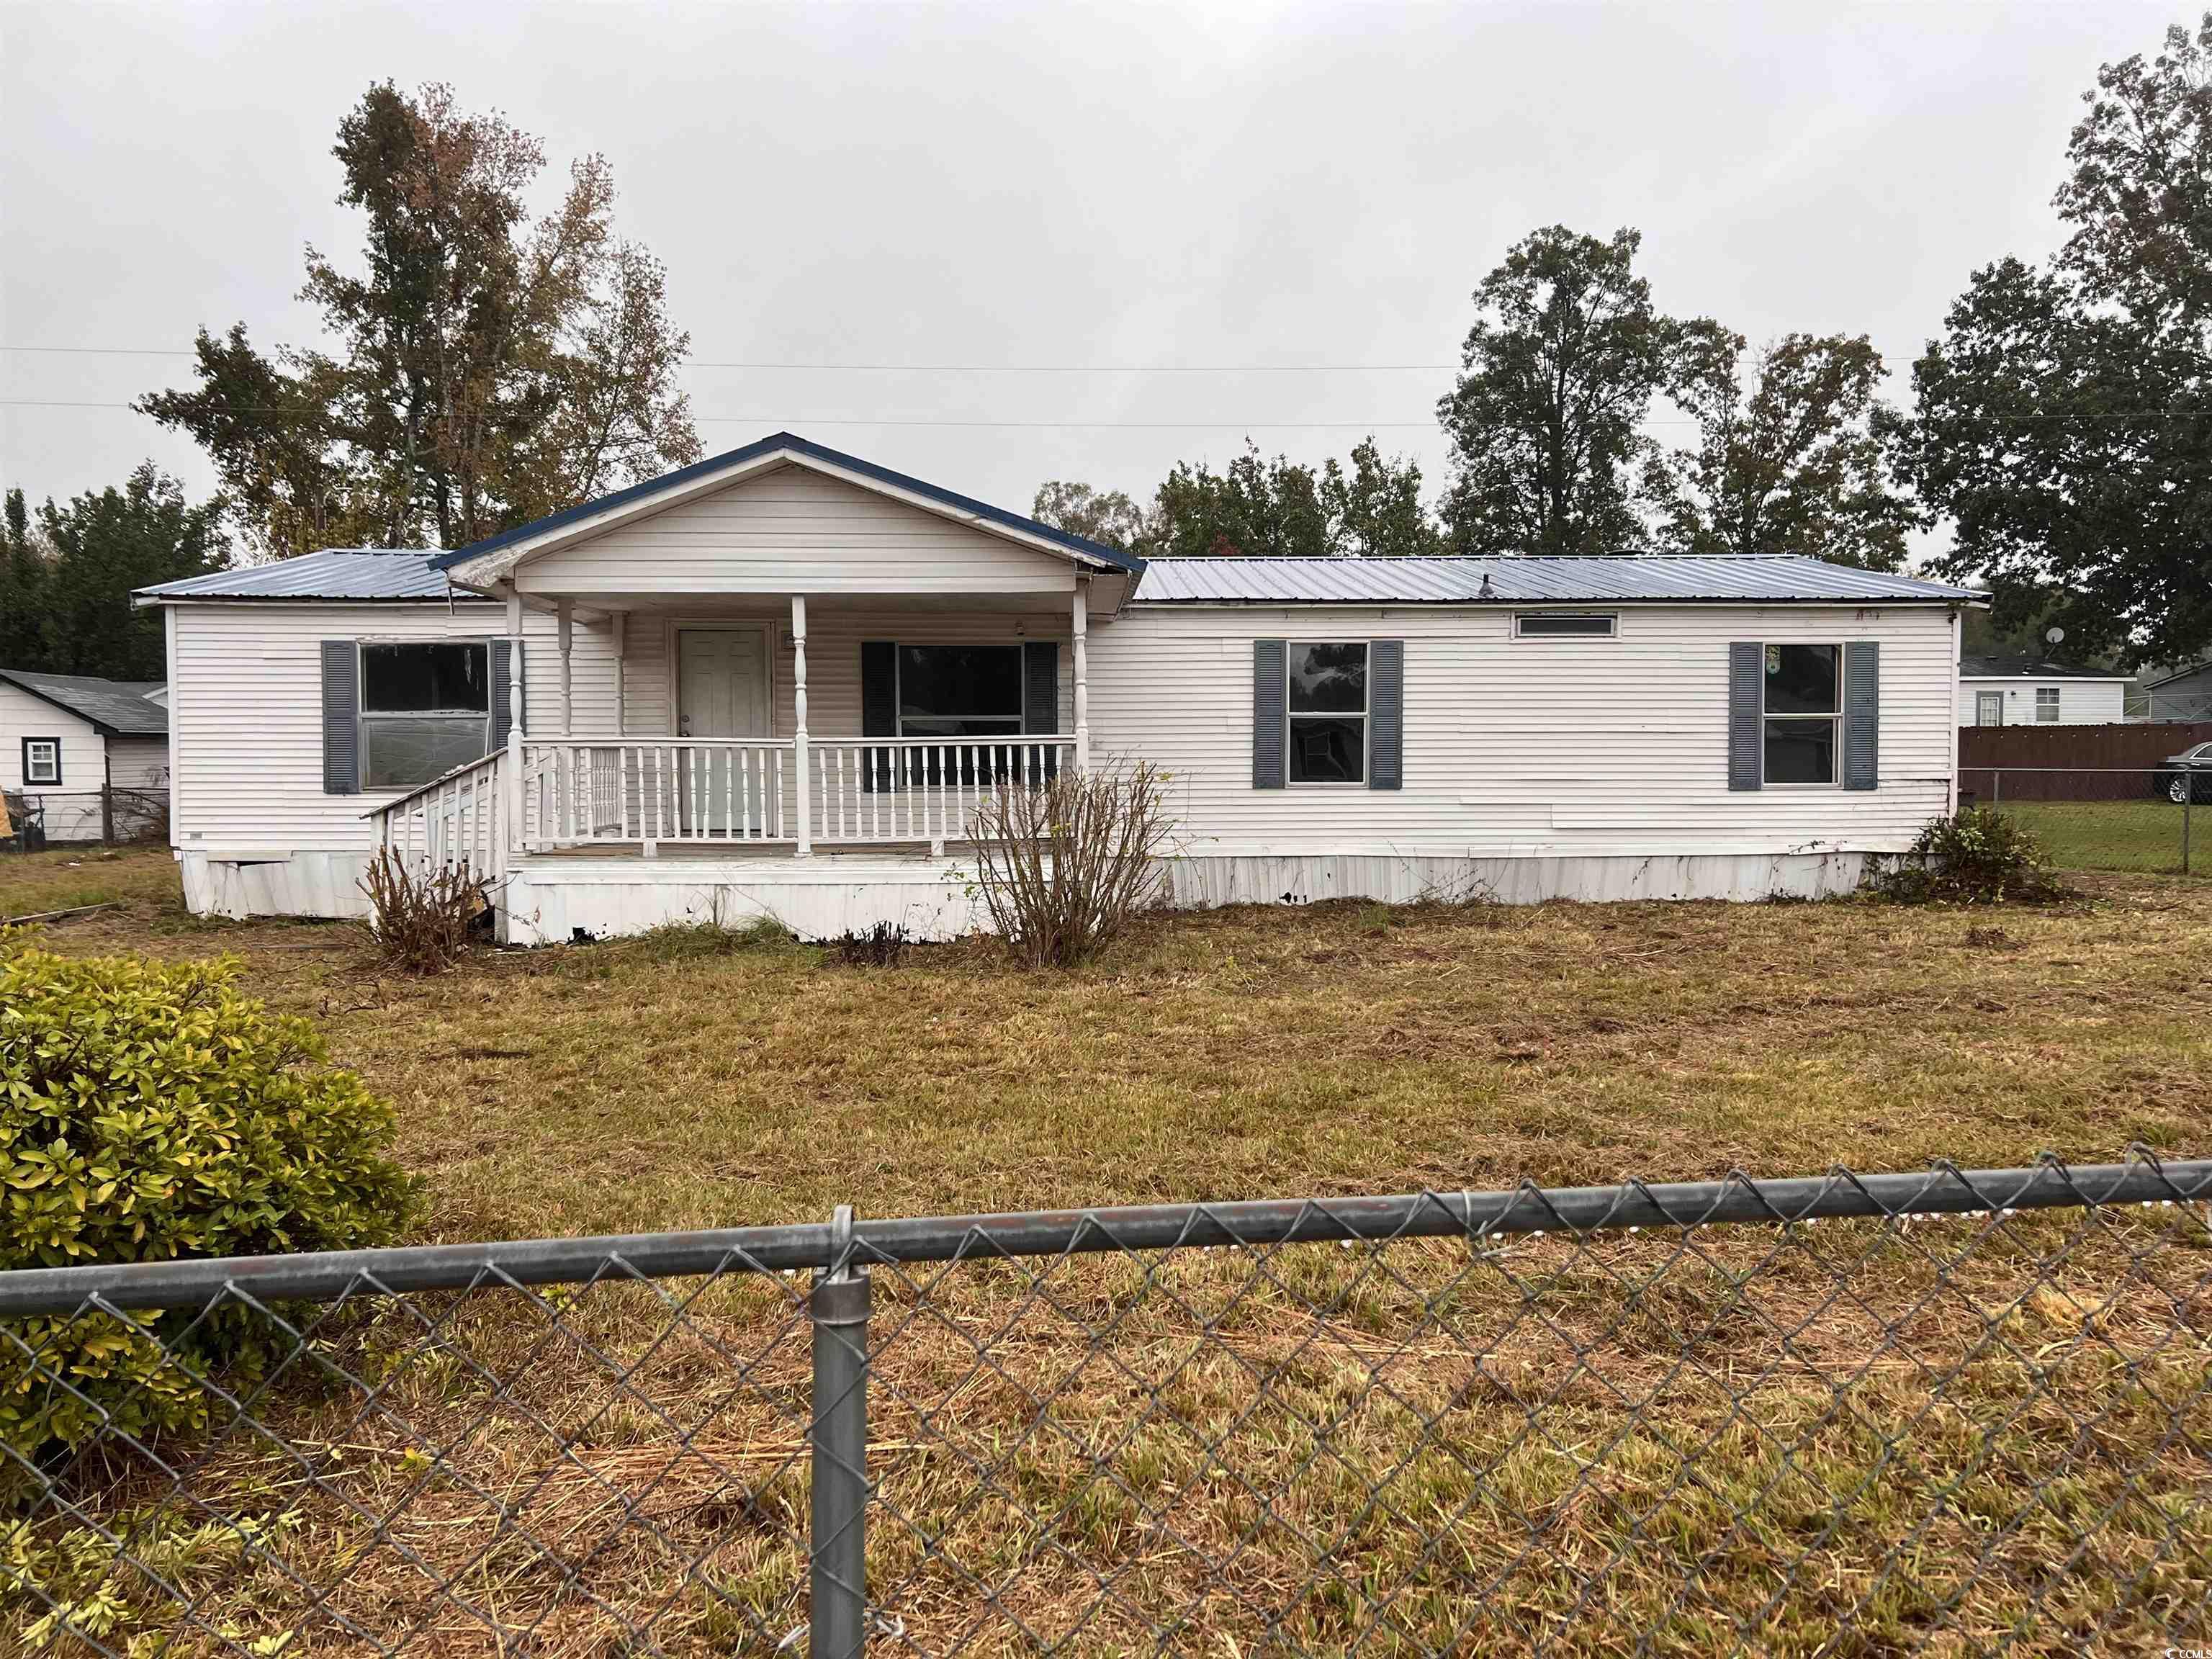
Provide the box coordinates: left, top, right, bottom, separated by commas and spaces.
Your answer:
1515, 613, 1617, 637
1762, 643, 1840, 785
1288, 642, 1369, 783
359, 642, 492, 789
898, 645, 1025, 739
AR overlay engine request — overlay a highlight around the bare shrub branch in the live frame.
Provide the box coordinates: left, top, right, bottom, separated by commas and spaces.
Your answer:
969, 761, 1174, 969
359, 849, 485, 973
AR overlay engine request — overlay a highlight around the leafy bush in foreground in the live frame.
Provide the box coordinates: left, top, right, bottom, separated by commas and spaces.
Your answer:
1880, 806, 2074, 905
0, 941, 415, 1462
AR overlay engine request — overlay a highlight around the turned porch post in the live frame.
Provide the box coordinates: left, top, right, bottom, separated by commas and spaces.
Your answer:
1073, 579, 1090, 774
611, 611, 626, 737
557, 599, 574, 737
504, 588, 526, 856
792, 594, 811, 858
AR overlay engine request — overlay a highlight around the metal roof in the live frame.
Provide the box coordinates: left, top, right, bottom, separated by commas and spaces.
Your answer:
1959, 654, 2129, 681
0, 670, 168, 736
1129, 555, 1981, 606
134, 549, 483, 605
431, 431, 1146, 575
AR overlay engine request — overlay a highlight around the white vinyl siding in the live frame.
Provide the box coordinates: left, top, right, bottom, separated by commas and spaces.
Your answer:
1088, 603, 1959, 857
164, 601, 1070, 859
166, 601, 616, 855
1955, 678, 2126, 726
105, 735, 170, 791
0, 680, 109, 841
512, 464, 1080, 597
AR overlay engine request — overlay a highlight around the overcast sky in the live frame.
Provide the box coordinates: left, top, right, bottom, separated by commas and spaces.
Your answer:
0, 0, 2185, 552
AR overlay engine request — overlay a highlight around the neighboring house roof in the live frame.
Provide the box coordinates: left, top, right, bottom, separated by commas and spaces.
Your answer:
2143, 658, 2212, 689
1957, 654, 2130, 681
0, 670, 169, 737
135, 548, 476, 605
1130, 556, 1981, 606
431, 431, 1145, 577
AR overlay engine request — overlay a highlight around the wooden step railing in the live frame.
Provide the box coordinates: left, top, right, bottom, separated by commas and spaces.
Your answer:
368, 750, 507, 884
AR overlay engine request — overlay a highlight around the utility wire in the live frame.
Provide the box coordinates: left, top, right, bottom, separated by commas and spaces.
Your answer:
2, 343, 1454, 372
0, 397, 2198, 427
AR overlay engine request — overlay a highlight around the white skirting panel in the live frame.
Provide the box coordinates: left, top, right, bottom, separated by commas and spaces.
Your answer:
1159, 850, 1883, 909
501, 858, 991, 945
179, 851, 378, 920
177, 848, 1888, 940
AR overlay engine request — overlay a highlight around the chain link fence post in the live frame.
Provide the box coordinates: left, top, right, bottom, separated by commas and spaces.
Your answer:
810, 1203, 872, 1659
2185, 781, 2193, 875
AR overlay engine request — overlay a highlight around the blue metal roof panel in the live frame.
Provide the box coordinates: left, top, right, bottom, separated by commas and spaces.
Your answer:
1129, 556, 1979, 606
135, 549, 482, 603
428, 432, 1146, 575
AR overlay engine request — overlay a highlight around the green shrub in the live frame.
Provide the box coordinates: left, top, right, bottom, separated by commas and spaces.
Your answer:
0, 941, 415, 1462
1880, 806, 2075, 905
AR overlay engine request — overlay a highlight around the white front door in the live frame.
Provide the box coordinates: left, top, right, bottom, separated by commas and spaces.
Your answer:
1976, 690, 2004, 727
677, 629, 770, 832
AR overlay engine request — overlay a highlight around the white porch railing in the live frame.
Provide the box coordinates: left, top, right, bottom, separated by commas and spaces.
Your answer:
809, 737, 1076, 849
523, 738, 792, 846
369, 750, 506, 884
373, 735, 1081, 862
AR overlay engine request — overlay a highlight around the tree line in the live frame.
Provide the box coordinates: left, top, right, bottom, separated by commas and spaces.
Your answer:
1035, 14, 2212, 670
8, 17, 2211, 676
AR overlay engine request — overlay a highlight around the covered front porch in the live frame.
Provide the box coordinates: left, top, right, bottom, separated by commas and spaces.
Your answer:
370, 583, 1101, 938
365, 433, 1139, 940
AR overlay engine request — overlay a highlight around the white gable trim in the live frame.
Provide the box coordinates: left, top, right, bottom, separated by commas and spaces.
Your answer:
441, 445, 1116, 591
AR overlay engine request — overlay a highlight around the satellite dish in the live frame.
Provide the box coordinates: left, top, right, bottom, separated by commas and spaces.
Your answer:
2045, 626, 2065, 646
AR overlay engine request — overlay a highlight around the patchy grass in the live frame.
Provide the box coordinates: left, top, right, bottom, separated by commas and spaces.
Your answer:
1995, 798, 2203, 874
6, 848, 2210, 1236
4, 846, 2211, 1653
0, 845, 190, 923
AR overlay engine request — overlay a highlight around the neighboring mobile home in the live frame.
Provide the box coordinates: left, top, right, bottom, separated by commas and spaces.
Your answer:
1956, 655, 2130, 727
0, 670, 170, 844
135, 433, 1981, 943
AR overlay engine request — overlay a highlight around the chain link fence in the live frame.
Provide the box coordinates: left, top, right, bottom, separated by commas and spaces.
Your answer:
2, 1153, 2208, 1655
1958, 766, 2203, 873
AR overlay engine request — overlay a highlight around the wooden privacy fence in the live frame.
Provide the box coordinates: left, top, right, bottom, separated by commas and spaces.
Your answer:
1959, 720, 2212, 801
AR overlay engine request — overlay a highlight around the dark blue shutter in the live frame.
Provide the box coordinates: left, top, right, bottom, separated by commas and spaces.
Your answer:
860, 641, 896, 791
1844, 642, 1879, 790
1253, 640, 1287, 789
1369, 640, 1403, 790
1728, 642, 1763, 791
320, 641, 360, 795
490, 639, 520, 750
1023, 641, 1059, 782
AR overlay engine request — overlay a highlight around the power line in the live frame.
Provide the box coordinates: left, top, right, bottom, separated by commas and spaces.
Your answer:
0, 343, 1456, 373
0, 400, 1442, 428
1, 397, 2201, 428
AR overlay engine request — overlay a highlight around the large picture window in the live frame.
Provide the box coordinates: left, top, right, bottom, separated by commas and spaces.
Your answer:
360, 642, 492, 789
897, 645, 1024, 738
1762, 643, 1839, 785
1288, 642, 1369, 783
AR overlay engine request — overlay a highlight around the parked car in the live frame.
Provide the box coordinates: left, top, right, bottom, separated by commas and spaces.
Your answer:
2162, 741, 2212, 803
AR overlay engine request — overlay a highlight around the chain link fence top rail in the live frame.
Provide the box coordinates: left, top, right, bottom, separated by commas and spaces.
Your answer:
1, 1152, 2208, 1658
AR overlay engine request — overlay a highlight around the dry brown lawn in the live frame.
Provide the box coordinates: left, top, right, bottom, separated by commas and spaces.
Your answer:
4, 845, 2209, 1655
5, 845, 2208, 1238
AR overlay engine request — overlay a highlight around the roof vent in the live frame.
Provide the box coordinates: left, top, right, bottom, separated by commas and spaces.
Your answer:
1478, 570, 1496, 599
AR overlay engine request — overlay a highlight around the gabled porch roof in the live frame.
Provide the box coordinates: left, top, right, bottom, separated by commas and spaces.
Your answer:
431, 431, 1143, 595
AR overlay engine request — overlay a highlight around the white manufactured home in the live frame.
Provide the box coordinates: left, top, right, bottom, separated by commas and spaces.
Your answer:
0, 669, 171, 843
135, 433, 1978, 943
1956, 655, 2131, 727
